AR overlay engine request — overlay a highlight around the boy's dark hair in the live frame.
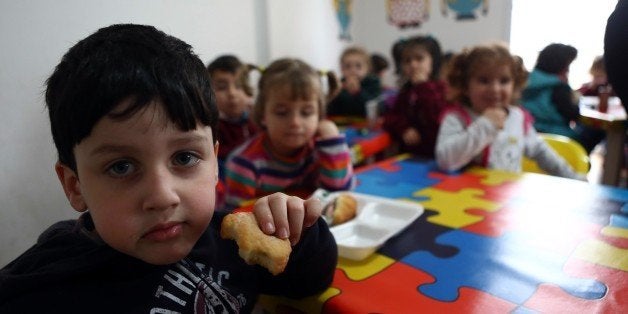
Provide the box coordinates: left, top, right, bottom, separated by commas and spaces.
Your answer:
534, 43, 578, 74
391, 35, 443, 81
370, 53, 389, 75
46, 24, 218, 171
207, 54, 259, 96
207, 55, 243, 75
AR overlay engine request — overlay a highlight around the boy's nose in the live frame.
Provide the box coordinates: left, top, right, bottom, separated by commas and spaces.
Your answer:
141, 168, 180, 211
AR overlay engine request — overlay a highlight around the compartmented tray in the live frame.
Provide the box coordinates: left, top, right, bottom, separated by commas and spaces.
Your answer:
316, 190, 424, 261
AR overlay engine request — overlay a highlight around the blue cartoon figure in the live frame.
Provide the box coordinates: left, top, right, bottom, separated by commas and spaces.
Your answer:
442, 0, 488, 20
334, 0, 352, 41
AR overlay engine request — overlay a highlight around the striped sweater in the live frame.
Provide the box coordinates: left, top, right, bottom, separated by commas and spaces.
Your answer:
224, 133, 354, 208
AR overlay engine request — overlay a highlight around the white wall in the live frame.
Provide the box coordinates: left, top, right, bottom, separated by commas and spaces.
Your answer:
0, 0, 335, 266
352, 0, 512, 86
0, 0, 512, 266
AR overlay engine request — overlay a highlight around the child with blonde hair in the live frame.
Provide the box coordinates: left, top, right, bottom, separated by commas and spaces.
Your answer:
578, 55, 613, 97
327, 46, 382, 120
384, 35, 449, 158
436, 43, 581, 179
225, 58, 354, 208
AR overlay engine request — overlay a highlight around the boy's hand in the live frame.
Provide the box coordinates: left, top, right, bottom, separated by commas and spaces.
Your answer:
316, 119, 340, 139
254, 193, 323, 246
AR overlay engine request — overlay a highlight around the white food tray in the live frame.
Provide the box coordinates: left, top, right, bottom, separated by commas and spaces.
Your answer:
316, 190, 424, 261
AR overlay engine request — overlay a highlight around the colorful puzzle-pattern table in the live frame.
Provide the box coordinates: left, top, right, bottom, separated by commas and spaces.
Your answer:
259, 155, 628, 313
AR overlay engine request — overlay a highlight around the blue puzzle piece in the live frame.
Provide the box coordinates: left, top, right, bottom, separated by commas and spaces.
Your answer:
401, 229, 607, 305
609, 203, 628, 229
505, 180, 626, 227
354, 158, 441, 199
354, 172, 430, 200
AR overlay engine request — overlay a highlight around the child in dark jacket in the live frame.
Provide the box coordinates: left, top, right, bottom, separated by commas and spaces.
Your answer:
0, 24, 337, 313
327, 46, 381, 121
521, 43, 604, 153
383, 35, 449, 158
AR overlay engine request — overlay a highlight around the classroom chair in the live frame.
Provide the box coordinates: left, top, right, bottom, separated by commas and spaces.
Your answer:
522, 133, 590, 176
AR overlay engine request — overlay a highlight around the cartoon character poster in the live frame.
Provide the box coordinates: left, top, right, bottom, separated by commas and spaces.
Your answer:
334, 0, 352, 41
442, 0, 489, 20
386, 0, 431, 29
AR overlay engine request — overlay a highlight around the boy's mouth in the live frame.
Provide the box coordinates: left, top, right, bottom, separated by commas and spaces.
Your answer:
143, 222, 183, 242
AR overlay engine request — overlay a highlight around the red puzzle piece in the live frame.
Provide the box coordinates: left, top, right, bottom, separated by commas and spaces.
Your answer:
525, 258, 628, 312
323, 262, 516, 313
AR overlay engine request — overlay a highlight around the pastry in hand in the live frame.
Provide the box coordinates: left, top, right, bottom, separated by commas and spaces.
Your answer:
323, 194, 358, 225
220, 212, 291, 275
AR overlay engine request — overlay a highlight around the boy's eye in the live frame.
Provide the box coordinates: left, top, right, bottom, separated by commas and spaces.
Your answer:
106, 161, 135, 177
173, 152, 201, 167
500, 77, 512, 84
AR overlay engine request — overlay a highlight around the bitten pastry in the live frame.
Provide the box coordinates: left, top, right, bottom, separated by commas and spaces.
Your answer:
220, 212, 291, 275
324, 194, 358, 225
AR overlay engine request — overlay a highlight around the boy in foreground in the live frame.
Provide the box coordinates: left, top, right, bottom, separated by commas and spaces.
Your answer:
0, 24, 337, 313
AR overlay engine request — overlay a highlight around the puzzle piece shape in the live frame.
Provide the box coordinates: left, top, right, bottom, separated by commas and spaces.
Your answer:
354, 154, 407, 174
378, 209, 459, 260
601, 226, 628, 242
573, 239, 628, 271
354, 158, 442, 200
429, 171, 521, 203
336, 253, 395, 281
466, 167, 523, 185
257, 288, 340, 314
524, 258, 628, 312
414, 188, 500, 228
609, 202, 628, 230
464, 206, 606, 256
357, 159, 441, 186
324, 262, 517, 313
355, 172, 433, 200
499, 179, 627, 228
402, 229, 607, 305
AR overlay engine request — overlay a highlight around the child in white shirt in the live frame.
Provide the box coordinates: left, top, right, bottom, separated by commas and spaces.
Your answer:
436, 43, 582, 179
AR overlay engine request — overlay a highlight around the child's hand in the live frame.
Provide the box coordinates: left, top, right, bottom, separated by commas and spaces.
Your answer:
402, 127, 421, 145
253, 192, 323, 245
343, 76, 361, 94
316, 119, 340, 139
483, 107, 507, 129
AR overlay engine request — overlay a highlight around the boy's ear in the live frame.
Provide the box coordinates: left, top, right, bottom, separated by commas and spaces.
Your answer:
54, 162, 88, 213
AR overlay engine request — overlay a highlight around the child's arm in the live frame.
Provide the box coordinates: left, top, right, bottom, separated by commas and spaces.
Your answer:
523, 128, 583, 180
315, 120, 354, 191
435, 111, 499, 171
224, 155, 259, 208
